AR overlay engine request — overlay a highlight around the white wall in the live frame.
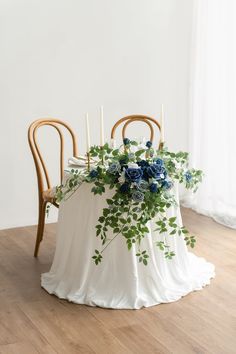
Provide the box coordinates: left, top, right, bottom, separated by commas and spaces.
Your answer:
0, 0, 193, 229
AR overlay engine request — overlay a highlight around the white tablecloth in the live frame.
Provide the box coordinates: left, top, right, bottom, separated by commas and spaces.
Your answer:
41, 181, 215, 309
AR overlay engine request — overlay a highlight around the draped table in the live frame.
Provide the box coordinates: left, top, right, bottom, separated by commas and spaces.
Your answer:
41, 170, 215, 309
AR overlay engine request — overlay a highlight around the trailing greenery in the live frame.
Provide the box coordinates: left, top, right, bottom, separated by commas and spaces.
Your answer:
55, 140, 203, 265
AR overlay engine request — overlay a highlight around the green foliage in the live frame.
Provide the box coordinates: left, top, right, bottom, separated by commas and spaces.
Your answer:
136, 250, 149, 265
184, 235, 196, 248
55, 142, 203, 266
45, 204, 50, 218
164, 251, 175, 259
92, 249, 103, 265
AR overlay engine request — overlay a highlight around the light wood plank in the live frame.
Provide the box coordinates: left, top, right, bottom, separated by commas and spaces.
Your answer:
0, 208, 235, 354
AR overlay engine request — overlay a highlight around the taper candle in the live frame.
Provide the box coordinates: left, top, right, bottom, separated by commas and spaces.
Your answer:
85, 113, 91, 152
160, 104, 165, 143
100, 106, 105, 146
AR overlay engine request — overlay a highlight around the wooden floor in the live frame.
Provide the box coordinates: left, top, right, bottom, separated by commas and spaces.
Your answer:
0, 208, 235, 354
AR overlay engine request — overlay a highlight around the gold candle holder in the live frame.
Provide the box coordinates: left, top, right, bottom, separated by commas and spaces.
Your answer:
158, 141, 164, 151
87, 152, 91, 172
100, 146, 104, 165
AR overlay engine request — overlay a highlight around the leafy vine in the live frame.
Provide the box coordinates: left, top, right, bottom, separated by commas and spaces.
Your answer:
55, 140, 203, 265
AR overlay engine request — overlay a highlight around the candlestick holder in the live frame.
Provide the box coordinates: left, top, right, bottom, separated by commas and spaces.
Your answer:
124, 145, 128, 154
158, 141, 164, 151
100, 146, 104, 165
87, 152, 91, 172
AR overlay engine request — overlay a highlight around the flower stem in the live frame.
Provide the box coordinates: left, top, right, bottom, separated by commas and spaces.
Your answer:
101, 226, 124, 254
100, 205, 131, 254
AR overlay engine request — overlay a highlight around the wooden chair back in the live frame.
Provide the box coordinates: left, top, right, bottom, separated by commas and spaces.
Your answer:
28, 119, 78, 196
111, 115, 161, 147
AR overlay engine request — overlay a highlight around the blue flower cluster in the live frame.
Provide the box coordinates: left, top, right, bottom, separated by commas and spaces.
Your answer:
119, 158, 173, 201
184, 171, 192, 182
137, 158, 167, 182
89, 169, 99, 178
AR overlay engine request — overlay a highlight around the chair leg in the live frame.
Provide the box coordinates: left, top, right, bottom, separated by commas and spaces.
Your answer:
34, 201, 47, 257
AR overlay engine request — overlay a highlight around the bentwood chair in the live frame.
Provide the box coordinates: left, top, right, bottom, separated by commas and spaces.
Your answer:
28, 119, 78, 257
111, 115, 162, 148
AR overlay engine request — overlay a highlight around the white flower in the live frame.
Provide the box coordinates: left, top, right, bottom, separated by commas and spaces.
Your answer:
148, 178, 158, 185
174, 162, 182, 170
127, 162, 139, 169
118, 171, 126, 183
128, 152, 135, 160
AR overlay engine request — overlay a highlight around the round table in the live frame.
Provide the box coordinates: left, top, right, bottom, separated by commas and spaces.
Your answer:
41, 178, 215, 309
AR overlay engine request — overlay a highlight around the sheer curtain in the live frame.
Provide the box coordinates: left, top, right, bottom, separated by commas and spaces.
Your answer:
183, 0, 236, 228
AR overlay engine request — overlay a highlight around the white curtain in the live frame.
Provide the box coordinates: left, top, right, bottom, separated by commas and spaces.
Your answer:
183, 0, 236, 228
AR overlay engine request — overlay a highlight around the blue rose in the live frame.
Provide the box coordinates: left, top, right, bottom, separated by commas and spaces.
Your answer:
125, 167, 143, 183
185, 171, 192, 182
89, 169, 98, 178
138, 180, 149, 191
137, 160, 149, 168
120, 183, 130, 193
155, 158, 164, 166
146, 164, 166, 180
123, 138, 130, 146
149, 183, 158, 193
132, 190, 144, 202
161, 180, 173, 190
146, 141, 152, 148
108, 162, 120, 174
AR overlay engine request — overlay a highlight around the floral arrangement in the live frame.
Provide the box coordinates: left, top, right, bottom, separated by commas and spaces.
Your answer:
55, 139, 203, 265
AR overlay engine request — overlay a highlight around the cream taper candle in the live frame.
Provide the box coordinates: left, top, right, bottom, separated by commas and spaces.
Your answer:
100, 105, 104, 146
85, 113, 91, 152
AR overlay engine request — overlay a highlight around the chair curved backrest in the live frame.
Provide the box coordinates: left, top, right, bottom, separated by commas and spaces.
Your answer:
28, 119, 78, 195
111, 115, 161, 147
